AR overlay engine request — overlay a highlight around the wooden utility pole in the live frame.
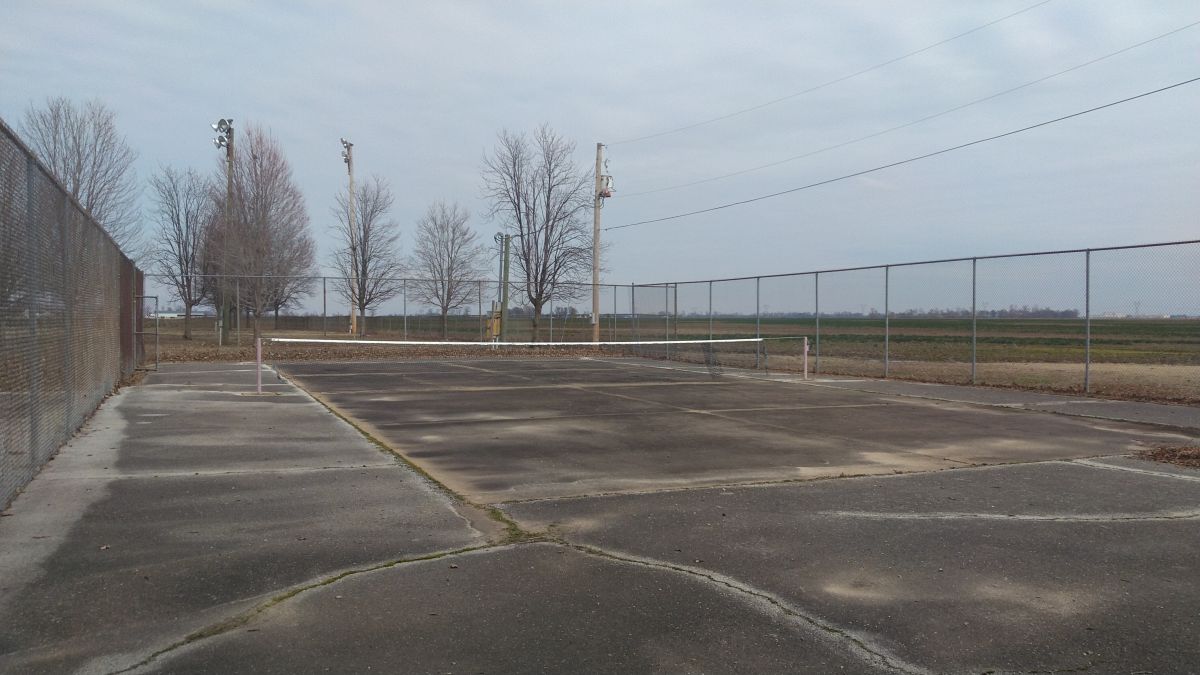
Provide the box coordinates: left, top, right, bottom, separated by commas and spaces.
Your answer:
342, 138, 357, 336
592, 143, 604, 343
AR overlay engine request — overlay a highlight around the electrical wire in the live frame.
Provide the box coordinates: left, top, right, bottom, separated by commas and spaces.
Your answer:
603, 75, 1200, 232
618, 19, 1200, 198
609, 0, 1055, 145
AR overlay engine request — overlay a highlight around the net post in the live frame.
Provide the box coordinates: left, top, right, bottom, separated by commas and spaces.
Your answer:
403, 278, 408, 339
322, 276, 327, 337
803, 336, 809, 380
235, 277, 241, 346
255, 337, 262, 395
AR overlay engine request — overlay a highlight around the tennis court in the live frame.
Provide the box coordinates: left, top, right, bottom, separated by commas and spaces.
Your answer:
3, 347, 1197, 673
279, 352, 1179, 504
265, 347, 1200, 673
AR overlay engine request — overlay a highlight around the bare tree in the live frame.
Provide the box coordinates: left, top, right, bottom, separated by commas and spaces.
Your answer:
147, 166, 211, 338
409, 201, 485, 338
20, 97, 142, 254
481, 124, 592, 340
206, 124, 316, 339
329, 175, 405, 335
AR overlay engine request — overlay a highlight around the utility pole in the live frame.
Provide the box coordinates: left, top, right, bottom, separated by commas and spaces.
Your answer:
341, 138, 357, 336
500, 234, 511, 342
592, 143, 611, 343
212, 119, 234, 346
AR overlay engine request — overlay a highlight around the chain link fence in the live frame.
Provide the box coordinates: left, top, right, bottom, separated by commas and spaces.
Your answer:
655, 241, 1200, 402
145, 241, 1198, 403
1, 119, 144, 508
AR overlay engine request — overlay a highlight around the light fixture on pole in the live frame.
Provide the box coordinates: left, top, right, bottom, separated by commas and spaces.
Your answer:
211, 118, 234, 346
340, 137, 359, 336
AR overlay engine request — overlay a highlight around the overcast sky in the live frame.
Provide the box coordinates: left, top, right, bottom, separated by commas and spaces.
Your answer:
2, 0, 1197, 309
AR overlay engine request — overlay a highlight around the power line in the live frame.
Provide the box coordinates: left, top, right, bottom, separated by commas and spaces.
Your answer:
604, 76, 1200, 232
619, 19, 1200, 198
609, 0, 1055, 145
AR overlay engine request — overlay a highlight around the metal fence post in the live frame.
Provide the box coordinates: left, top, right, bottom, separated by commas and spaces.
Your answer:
814, 272, 821, 375
403, 279, 408, 339
664, 283, 670, 339
322, 277, 327, 337
235, 277, 240, 345
664, 284, 670, 359
631, 283, 637, 339
1084, 249, 1091, 394
478, 281, 484, 341
612, 285, 617, 340
884, 266, 889, 378
24, 154, 43, 461
755, 276, 761, 369
673, 283, 679, 340
708, 280, 713, 340
971, 259, 977, 385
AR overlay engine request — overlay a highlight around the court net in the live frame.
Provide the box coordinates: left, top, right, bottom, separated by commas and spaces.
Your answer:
258, 336, 807, 373
250, 336, 810, 393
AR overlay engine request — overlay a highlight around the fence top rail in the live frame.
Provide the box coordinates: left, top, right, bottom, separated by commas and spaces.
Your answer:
647, 238, 1200, 286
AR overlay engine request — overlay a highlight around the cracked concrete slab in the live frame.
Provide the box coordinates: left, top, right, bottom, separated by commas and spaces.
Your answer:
283, 359, 1188, 503
506, 461, 1200, 673
5, 356, 1197, 674
0, 364, 482, 674
145, 543, 906, 675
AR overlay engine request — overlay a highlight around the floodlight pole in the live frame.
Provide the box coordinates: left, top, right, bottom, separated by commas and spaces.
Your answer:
341, 138, 358, 337
211, 119, 235, 347
592, 142, 604, 343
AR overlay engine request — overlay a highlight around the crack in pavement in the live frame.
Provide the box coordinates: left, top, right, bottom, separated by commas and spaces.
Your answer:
114, 533, 933, 675
111, 543, 512, 674
559, 540, 932, 675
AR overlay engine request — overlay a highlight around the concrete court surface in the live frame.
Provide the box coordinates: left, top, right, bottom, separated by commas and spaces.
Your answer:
0, 363, 488, 674
0, 358, 1195, 674
280, 358, 1194, 503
